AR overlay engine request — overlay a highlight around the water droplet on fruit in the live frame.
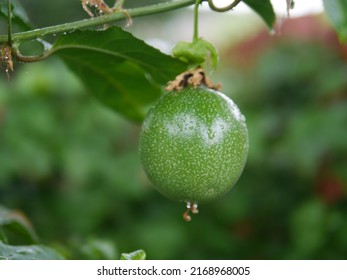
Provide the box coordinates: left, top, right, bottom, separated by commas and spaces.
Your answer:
208, 130, 215, 140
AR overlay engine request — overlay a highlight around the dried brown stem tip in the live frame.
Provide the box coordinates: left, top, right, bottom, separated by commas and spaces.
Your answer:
166, 68, 221, 92
183, 201, 199, 222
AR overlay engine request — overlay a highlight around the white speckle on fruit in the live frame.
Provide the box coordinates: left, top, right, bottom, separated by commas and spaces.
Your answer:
165, 113, 198, 137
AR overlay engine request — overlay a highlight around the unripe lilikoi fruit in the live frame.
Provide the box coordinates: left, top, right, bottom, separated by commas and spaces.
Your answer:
139, 86, 249, 220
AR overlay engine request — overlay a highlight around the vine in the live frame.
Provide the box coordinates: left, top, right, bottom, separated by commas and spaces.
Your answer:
0, 0, 199, 44
0, 0, 243, 45
0, 0, 243, 76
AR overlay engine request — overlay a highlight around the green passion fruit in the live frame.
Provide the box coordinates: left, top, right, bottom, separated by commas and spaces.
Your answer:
139, 86, 248, 219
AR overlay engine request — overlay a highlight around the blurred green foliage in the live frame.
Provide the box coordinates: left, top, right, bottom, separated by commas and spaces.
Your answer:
227, 40, 347, 259
1, 34, 347, 259
0, 241, 64, 260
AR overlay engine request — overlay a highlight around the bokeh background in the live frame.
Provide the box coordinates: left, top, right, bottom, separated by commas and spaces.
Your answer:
0, 0, 347, 259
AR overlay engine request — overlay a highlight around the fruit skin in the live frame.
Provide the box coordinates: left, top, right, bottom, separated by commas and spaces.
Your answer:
139, 86, 249, 203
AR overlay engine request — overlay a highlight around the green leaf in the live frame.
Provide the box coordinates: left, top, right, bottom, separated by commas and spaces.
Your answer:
172, 38, 219, 69
323, 0, 347, 41
0, 241, 64, 260
0, 0, 32, 31
120, 249, 146, 260
0, 206, 38, 244
51, 27, 187, 123
242, 0, 275, 29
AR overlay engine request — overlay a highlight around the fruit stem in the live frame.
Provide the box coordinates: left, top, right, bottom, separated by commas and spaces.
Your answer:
193, 0, 201, 42
183, 201, 199, 222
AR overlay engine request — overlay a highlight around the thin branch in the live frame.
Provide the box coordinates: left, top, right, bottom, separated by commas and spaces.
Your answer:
0, 0, 196, 44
